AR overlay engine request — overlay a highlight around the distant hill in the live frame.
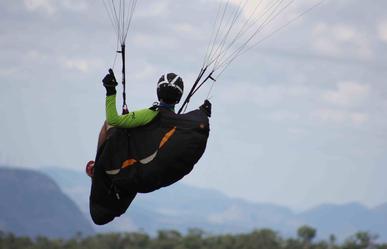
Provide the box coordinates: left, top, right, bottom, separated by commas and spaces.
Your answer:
42, 167, 300, 235
0, 167, 94, 238
43, 168, 387, 241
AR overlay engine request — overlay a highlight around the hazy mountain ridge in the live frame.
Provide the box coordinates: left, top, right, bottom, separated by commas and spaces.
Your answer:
43, 168, 387, 241
298, 202, 386, 240
0, 167, 94, 238
1, 166, 385, 240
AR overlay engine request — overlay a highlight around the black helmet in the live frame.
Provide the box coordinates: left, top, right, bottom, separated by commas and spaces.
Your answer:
157, 73, 184, 104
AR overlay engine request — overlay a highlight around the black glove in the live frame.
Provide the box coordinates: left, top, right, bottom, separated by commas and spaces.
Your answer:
200, 99, 212, 117
102, 69, 118, 96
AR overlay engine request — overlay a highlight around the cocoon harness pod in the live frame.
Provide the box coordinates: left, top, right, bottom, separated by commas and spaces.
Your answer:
89, 108, 210, 225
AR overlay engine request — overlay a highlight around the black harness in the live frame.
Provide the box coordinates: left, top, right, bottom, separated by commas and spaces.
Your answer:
89, 108, 210, 225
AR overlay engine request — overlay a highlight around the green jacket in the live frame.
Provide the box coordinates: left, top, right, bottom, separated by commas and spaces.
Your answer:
106, 95, 159, 129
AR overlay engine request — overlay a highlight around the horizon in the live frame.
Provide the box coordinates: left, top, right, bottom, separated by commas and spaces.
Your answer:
1, 164, 385, 213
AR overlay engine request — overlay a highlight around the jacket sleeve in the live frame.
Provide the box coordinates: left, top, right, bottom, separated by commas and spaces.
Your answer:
105, 95, 158, 129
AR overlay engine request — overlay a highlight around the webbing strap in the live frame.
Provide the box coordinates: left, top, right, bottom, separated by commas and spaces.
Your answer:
178, 67, 215, 114
120, 44, 128, 114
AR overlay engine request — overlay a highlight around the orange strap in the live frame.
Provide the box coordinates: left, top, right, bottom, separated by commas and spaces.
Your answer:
121, 159, 137, 169
159, 127, 176, 148
121, 127, 177, 169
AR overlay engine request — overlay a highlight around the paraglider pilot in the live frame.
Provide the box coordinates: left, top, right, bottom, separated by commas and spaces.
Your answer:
87, 70, 211, 225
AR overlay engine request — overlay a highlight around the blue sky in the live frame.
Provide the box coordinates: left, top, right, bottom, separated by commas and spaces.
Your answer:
0, 0, 386, 211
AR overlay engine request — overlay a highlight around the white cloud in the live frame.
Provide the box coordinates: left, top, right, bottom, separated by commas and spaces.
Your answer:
211, 0, 314, 47
24, 0, 56, 15
288, 127, 309, 137
27, 50, 48, 61
0, 68, 18, 77
321, 81, 370, 107
314, 81, 371, 126
225, 0, 310, 21
312, 23, 372, 59
350, 112, 368, 125
61, 0, 88, 12
315, 109, 345, 123
219, 82, 309, 107
173, 23, 196, 35
132, 63, 157, 81
136, 1, 169, 18
24, 0, 88, 15
268, 111, 300, 122
63, 58, 102, 73
132, 34, 178, 50
314, 109, 368, 125
378, 20, 387, 43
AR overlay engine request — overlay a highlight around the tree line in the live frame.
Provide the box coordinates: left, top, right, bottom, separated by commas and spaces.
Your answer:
1, 226, 386, 249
